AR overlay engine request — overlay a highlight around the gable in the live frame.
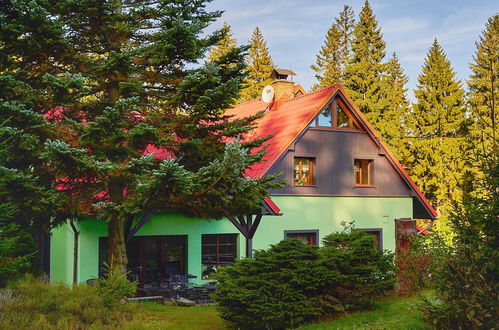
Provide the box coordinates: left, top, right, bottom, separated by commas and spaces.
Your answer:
226, 85, 437, 219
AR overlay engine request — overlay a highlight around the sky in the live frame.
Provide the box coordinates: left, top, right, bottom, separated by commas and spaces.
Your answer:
205, 0, 498, 100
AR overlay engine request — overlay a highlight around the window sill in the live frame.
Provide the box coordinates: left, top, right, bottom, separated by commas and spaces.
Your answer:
354, 185, 376, 188
293, 184, 318, 187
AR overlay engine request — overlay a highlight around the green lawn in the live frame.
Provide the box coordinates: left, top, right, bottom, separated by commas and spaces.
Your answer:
124, 303, 226, 330
124, 291, 433, 330
300, 291, 434, 330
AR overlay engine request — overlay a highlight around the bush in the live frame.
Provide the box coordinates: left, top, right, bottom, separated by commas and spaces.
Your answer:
0, 275, 134, 329
214, 239, 331, 329
97, 263, 137, 308
321, 226, 395, 310
421, 159, 498, 329
214, 225, 395, 329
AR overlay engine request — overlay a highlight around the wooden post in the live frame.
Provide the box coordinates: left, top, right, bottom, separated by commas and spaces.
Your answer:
395, 218, 417, 296
69, 219, 80, 284
246, 238, 253, 258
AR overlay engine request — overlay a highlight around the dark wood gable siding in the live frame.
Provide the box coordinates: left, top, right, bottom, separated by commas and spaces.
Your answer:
267, 127, 412, 197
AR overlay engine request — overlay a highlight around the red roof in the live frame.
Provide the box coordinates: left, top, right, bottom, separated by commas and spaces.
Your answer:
226, 84, 438, 220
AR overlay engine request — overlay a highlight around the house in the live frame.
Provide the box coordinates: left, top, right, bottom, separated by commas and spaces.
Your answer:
49, 70, 437, 286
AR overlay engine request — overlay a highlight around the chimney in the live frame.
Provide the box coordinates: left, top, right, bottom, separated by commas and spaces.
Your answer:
271, 68, 297, 101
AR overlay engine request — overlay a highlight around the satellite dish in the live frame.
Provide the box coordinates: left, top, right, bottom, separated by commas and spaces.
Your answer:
261, 85, 275, 104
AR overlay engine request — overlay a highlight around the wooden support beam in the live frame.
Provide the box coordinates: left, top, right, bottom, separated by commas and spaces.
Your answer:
248, 214, 262, 239
126, 213, 154, 243
225, 213, 248, 237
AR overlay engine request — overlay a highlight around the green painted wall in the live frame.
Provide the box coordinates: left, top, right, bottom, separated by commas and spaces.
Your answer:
49, 222, 74, 283
50, 196, 412, 285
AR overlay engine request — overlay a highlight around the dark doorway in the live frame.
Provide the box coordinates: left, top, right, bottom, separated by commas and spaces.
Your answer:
99, 235, 187, 286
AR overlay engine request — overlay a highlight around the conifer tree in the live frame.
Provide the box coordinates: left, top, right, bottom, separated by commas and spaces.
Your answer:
240, 27, 274, 101
208, 22, 237, 62
344, 0, 387, 126
380, 53, 412, 162
311, 23, 342, 90
311, 5, 354, 90
336, 5, 355, 80
0, 0, 283, 274
410, 39, 466, 215
468, 15, 498, 160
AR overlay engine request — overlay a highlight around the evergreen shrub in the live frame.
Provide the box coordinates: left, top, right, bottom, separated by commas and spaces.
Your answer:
0, 275, 135, 329
214, 225, 395, 329
421, 160, 498, 329
320, 226, 395, 310
97, 263, 137, 308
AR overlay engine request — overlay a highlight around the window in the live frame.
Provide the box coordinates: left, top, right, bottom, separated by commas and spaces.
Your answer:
202, 234, 237, 267
317, 107, 332, 127
285, 230, 319, 246
201, 234, 237, 279
336, 104, 349, 128
294, 157, 315, 186
309, 99, 361, 130
354, 159, 373, 186
356, 229, 382, 250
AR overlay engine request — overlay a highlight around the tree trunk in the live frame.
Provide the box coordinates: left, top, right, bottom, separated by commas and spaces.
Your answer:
108, 214, 127, 275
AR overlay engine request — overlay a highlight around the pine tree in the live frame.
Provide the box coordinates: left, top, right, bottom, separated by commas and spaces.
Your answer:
311, 5, 354, 90
344, 0, 387, 126
380, 53, 412, 163
468, 15, 498, 160
410, 39, 466, 215
240, 27, 274, 102
0, 0, 283, 274
208, 22, 237, 62
311, 23, 342, 90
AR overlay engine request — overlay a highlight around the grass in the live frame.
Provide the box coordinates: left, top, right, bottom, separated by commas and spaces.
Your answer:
123, 303, 226, 330
123, 291, 434, 330
300, 291, 434, 330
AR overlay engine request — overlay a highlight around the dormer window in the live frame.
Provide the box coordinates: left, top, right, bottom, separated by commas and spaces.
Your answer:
309, 98, 361, 130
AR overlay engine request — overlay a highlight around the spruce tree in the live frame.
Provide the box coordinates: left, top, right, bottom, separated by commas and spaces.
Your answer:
344, 0, 387, 126
311, 5, 354, 90
410, 39, 466, 215
311, 23, 342, 90
0, 0, 283, 274
207, 22, 237, 62
336, 5, 355, 80
240, 27, 274, 102
468, 15, 498, 160
380, 53, 412, 163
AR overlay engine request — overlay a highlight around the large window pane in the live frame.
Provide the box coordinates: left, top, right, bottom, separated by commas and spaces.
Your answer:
317, 107, 332, 127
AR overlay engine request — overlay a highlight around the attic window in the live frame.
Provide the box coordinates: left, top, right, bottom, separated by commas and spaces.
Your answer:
294, 157, 315, 186
354, 159, 373, 186
309, 99, 360, 130
337, 105, 349, 128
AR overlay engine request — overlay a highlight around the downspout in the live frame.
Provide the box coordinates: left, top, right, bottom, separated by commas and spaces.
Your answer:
69, 219, 79, 284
